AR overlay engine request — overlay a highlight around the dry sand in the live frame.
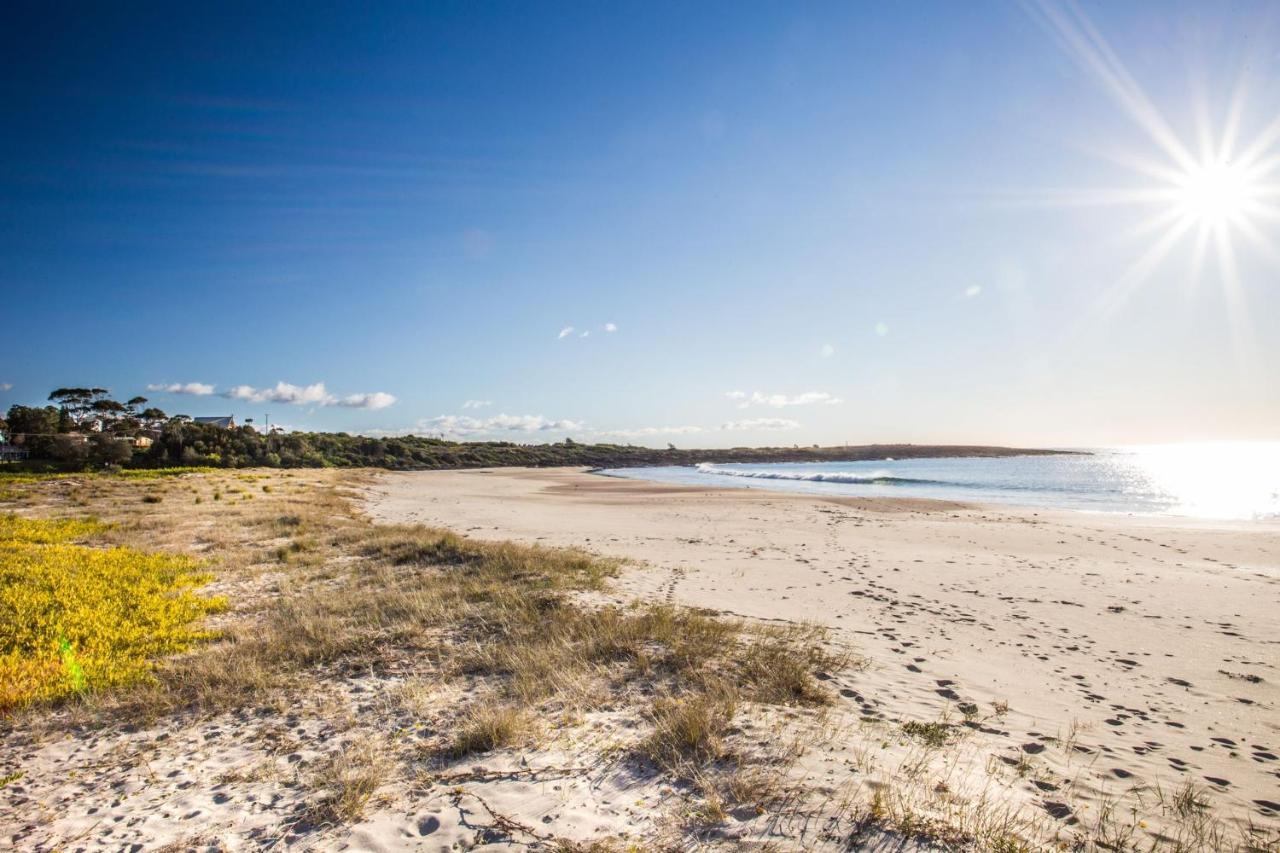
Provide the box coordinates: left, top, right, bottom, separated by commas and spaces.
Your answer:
367, 467, 1280, 842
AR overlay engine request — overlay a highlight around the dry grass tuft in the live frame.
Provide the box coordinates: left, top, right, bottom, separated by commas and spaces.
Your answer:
446, 701, 533, 757
641, 689, 738, 771
307, 736, 391, 824
901, 719, 956, 748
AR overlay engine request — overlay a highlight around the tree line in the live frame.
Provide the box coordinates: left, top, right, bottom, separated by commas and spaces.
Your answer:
1, 386, 1070, 472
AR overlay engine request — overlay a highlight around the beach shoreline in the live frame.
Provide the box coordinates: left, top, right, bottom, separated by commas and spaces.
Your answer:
366, 466, 1280, 835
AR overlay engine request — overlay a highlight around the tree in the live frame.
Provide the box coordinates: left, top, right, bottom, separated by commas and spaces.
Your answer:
6, 405, 59, 437
90, 399, 129, 432
5, 405, 60, 448
139, 407, 169, 430
50, 435, 89, 467
48, 387, 111, 429
90, 433, 133, 466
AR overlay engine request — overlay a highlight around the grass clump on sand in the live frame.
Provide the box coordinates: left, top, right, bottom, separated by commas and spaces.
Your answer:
307, 736, 392, 824
447, 702, 534, 757
641, 689, 738, 770
901, 720, 956, 748
0, 513, 226, 711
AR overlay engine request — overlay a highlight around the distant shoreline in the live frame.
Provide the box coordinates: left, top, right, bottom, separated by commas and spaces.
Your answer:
582, 443, 1082, 470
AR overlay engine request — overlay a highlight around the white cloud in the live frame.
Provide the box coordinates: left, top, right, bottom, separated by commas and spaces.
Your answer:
719, 418, 801, 431
965, 285, 982, 298
415, 413, 584, 438
461, 399, 493, 409
604, 322, 617, 332
874, 321, 889, 336
223, 381, 396, 410
226, 381, 332, 405
0, 382, 12, 391
820, 343, 835, 358
580, 330, 590, 338
558, 326, 575, 339
724, 390, 842, 409
337, 392, 397, 410
147, 382, 216, 396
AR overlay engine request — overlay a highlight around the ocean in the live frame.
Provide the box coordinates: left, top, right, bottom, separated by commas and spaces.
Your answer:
600, 442, 1280, 520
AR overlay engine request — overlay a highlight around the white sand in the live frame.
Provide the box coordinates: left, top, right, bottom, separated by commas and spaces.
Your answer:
366, 467, 1280, 841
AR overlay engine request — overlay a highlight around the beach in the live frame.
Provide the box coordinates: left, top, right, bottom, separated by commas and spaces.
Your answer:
368, 466, 1280, 838
4, 465, 1278, 852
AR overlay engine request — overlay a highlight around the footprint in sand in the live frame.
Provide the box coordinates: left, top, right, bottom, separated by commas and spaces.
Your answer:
1042, 801, 1075, 822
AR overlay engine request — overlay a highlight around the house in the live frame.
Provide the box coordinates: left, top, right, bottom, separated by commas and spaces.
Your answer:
193, 416, 236, 429
132, 436, 154, 449
0, 444, 30, 462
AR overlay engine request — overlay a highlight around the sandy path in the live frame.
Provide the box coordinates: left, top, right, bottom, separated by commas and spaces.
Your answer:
366, 467, 1280, 830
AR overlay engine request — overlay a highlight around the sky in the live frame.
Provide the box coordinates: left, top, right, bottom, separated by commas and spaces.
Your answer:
2, 0, 1278, 448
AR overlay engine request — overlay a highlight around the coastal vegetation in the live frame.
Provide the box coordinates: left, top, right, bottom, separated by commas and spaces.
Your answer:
3, 386, 1072, 473
0, 513, 225, 710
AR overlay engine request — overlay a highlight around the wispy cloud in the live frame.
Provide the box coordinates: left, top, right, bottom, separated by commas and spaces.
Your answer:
363, 414, 805, 442
559, 322, 616, 339
965, 285, 983, 298
719, 418, 801, 431
147, 382, 216, 395
411, 413, 584, 437
223, 381, 396, 410
0, 382, 12, 391
725, 390, 841, 409
820, 343, 835, 358
461, 399, 493, 409
594, 425, 705, 439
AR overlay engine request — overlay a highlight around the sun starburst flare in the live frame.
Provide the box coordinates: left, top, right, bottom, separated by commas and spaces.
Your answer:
1014, 1, 1280, 372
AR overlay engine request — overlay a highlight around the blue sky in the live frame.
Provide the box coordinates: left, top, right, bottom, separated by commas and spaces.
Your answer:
3, 1, 1278, 446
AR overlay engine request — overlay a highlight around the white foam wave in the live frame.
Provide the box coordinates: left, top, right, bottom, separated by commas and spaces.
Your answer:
695, 462, 899, 484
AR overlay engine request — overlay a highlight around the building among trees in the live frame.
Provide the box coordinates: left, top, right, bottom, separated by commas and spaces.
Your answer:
192, 416, 236, 429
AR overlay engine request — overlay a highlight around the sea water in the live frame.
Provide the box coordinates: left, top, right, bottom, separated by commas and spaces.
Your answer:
600, 442, 1280, 520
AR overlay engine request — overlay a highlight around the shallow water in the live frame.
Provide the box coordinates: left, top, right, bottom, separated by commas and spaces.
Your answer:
601, 442, 1280, 520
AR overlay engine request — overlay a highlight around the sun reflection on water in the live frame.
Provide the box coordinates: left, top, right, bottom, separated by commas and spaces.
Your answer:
1117, 442, 1280, 520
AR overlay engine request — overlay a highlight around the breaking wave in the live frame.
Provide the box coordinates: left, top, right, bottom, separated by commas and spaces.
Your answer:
694, 462, 951, 487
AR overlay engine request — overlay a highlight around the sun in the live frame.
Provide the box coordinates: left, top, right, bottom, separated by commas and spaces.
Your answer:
1173, 159, 1256, 226
1020, 0, 1280, 370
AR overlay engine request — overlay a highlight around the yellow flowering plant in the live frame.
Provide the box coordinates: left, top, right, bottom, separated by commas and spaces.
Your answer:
0, 514, 226, 710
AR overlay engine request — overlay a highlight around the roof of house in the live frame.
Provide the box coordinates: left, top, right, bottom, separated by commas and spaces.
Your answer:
193, 416, 235, 428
